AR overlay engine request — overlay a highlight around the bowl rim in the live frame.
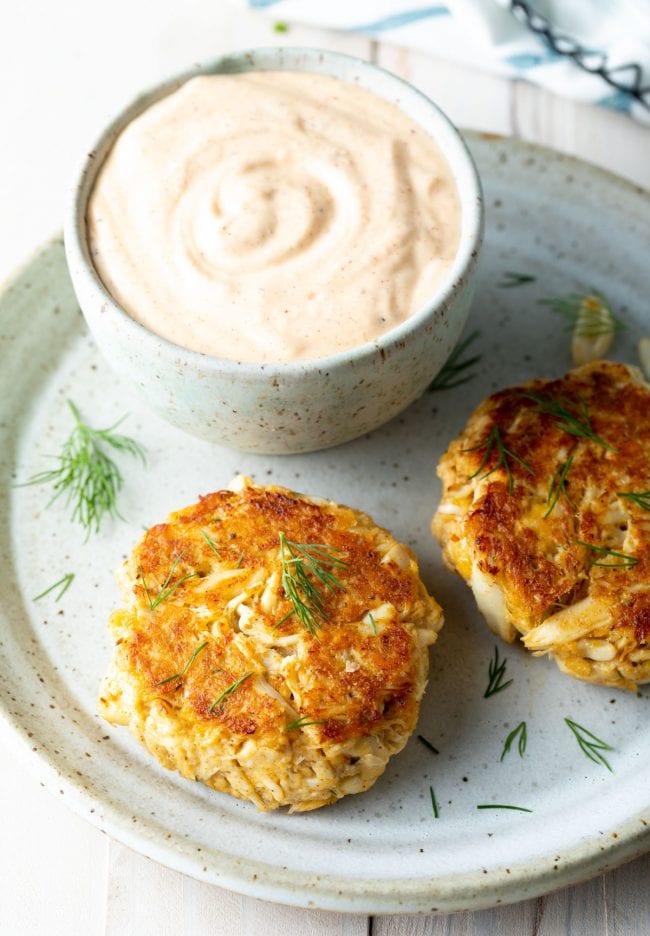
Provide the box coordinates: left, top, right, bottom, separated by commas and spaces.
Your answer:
64, 46, 483, 377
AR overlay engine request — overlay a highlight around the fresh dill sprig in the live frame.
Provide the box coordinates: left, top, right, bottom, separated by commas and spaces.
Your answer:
565, 718, 614, 771
18, 400, 145, 536
498, 271, 536, 288
522, 392, 615, 452
539, 291, 624, 337
368, 612, 377, 635
418, 734, 440, 755
466, 424, 534, 495
286, 716, 326, 731
154, 641, 208, 687
484, 646, 513, 698
200, 530, 221, 557
33, 573, 75, 602
428, 330, 482, 392
477, 804, 532, 813
500, 722, 527, 761
429, 786, 440, 819
544, 455, 575, 518
209, 672, 254, 714
618, 491, 650, 512
575, 540, 638, 569
277, 533, 347, 635
139, 552, 198, 611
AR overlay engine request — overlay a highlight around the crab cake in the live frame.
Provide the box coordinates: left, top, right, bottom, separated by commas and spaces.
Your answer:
100, 477, 443, 811
433, 361, 650, 691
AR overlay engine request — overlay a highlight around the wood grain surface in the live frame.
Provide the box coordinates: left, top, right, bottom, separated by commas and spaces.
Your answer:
1, 2, 649, 934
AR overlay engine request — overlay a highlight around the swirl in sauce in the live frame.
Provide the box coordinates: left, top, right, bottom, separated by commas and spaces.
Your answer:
88, 72, 460, 363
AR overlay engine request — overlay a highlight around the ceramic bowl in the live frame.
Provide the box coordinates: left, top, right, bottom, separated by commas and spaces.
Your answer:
64, 48, 483, 454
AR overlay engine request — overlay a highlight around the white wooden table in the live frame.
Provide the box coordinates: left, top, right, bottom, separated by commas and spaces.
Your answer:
2, 3, 649, 934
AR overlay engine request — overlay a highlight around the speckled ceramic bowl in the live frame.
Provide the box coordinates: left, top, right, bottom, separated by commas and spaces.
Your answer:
64, 48, 483, 454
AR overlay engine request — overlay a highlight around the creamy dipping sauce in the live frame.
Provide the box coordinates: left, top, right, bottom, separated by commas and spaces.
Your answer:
88, 72, 461, 363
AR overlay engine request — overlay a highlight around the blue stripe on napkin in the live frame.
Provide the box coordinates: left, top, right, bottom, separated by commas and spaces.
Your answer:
597, 89, 633, 113
505, 51, 560, 69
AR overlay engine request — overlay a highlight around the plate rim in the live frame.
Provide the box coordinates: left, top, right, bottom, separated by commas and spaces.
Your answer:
1, 135, 649, 914
2, 685, 648, 915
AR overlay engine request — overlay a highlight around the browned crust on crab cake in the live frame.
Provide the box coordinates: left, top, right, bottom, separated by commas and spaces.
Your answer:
100, 477, 443, 811
432, 361, 650, 690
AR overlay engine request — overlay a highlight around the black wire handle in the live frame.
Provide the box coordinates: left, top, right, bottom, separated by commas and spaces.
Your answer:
510, 0, 650, 112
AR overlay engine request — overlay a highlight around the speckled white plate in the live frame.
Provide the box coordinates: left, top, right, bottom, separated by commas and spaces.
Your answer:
1, 136, 649, 915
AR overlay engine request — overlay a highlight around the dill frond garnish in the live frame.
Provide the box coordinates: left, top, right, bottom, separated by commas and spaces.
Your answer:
540, 291, 624, 336
209, 672, 254, 714
139, 552, 198, 611
498, 271, 536, 288
418, 735, 440, 755
544, 455, 575, 518
477, 804, 532, 813
33, 573, 75, 602
286, 716, 326, 731
522, 392, 615, 452
428, 330, 482, 392
500, 722, 527, 761
278, 533, 347, 635
429, 786, 440, 818
18, 400, 145, 536
618, 491, 650, 512
368, 612, 377, 635
154, 641, 208, 687
564, 718, 613, 771
575, 540, 638, 569
200, 530, 221, 557
484, 646, 513, 698
466, 424, 534, 495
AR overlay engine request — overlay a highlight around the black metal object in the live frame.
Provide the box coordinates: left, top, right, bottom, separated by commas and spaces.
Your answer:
510, 0, 650, 111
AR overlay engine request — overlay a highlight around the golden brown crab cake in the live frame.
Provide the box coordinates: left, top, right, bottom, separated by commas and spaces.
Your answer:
432, 361, 650, 691
100, 476, 443, 811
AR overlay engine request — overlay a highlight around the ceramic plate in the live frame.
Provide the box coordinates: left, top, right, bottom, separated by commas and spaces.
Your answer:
1, 136, 648, 914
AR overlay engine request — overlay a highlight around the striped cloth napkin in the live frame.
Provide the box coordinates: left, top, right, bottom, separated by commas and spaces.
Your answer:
244, 0, 650, 122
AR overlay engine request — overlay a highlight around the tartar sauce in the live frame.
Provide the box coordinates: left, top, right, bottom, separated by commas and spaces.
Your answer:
88, 72, 460, 363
